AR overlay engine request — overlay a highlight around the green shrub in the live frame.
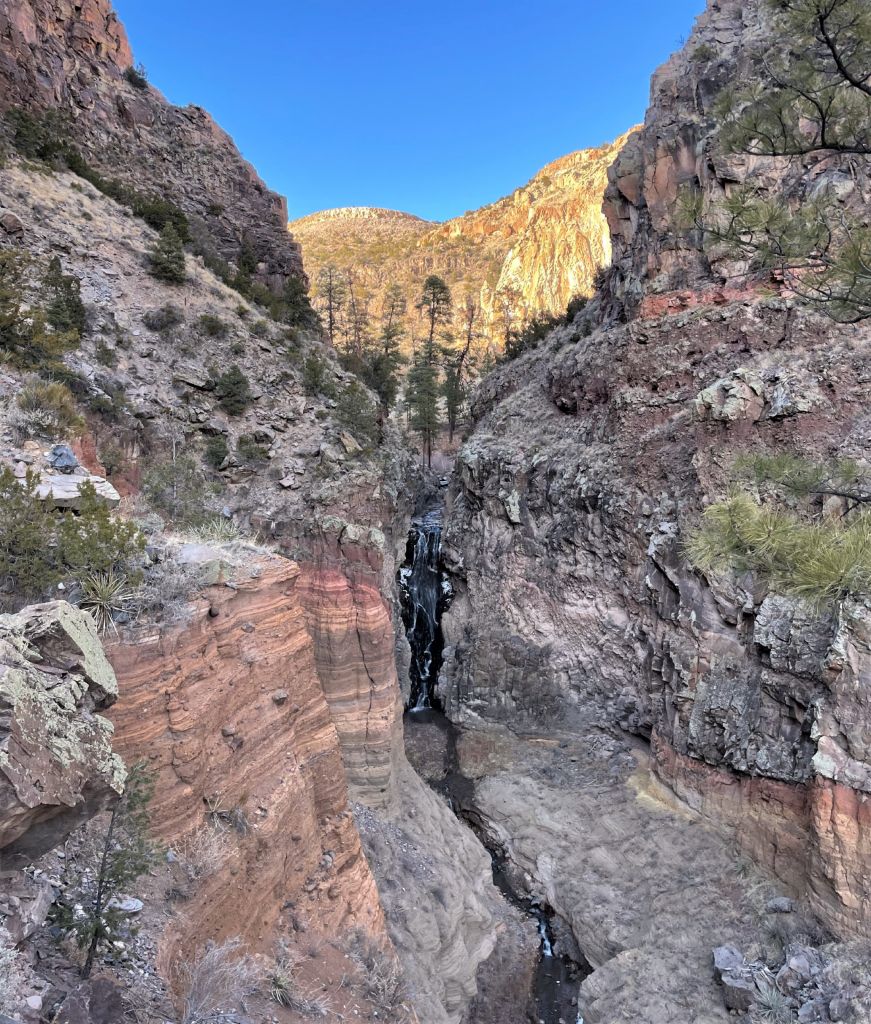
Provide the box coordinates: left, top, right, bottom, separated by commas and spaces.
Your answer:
5, 107, 66, 161
566, 294, 589, 321
123, 64, 148, 90
42, 257, 86, 336
0, 468, 145, 605
236, 434, 268, 465
143, 304, 184, 332
213, 365, 251, 415
203, 435, 229, 469
691, 43, 716, 62
198, 313, 228, 338
0, 252, 78, 369
98, 441, 125, 477
148, 224, 187, 284
95, 341, 117, 367
14, 380, 84, 438
503, 313, 563, 361
302, 353, 334, 397
251, 319, 269, 338
140, 455, 211, 527
335, 380, 378, 449
687, 490, 871, 607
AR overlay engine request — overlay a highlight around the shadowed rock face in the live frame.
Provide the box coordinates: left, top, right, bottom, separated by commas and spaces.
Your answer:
438, 0, 871, 987
0, 0, 305, 291
0, 602, 125, 867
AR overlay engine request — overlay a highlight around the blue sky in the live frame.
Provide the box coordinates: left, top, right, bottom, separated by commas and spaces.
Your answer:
113, 1, 703, 222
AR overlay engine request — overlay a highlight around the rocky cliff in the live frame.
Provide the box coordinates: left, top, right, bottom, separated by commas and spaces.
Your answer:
289, 131, 635, 354
0, 0, 305, 290
440, 0, 871, 1020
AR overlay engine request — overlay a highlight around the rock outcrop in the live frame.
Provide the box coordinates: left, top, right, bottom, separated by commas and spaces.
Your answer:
0, 602, 125, 868
289, 131, 635, 354
0, 0, 305, 290
106, 552, 387, 962
438, 0, 871, 1018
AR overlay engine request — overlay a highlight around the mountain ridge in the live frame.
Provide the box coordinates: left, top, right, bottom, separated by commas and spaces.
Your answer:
289, 127, 638, 353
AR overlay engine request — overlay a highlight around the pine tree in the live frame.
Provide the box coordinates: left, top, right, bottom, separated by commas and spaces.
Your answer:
316, 263, 347, 345
406, 355, 440, 467
0, 252, 78, 368
147, 223, 187, 284
365, 284, 406, 410
693, 0, 871, 321
417, 275, 453, 357
53, 763, 158, 978
42, 256, 86, 337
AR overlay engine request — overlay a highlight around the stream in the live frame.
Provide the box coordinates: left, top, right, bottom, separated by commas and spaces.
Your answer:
398, 504, 586, 1024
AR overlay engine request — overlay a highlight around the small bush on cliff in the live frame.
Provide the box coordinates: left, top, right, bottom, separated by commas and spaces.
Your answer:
143, 304, 184, 332
302, 353, 335, 397
0, 251, 79, 369
12, 379, 84, 439
53, 763, 158, 978
198, 313, 228, 338
141, 455, 211, 527
148, 224, 187, 284
123, 63, 149, 90
503, 312, 563, 361
335, 380, 379, 449
203, 434, 229, 469
0, 468, 145, 606
42, 256, 87, 336
5, 107, 67, 161
213, 364, 252, 415
687, 490, 871, 607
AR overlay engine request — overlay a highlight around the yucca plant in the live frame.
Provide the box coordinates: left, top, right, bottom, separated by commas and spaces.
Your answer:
751, 980, 793, 1023
192, 517, 242, 544
80, 570, 134, 634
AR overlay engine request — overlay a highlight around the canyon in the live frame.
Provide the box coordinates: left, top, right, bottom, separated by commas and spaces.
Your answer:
1, 0, 871, 1023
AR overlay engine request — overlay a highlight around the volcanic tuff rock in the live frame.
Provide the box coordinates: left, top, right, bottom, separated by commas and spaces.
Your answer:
0, 602, 125, 868
0, 0, 305, 290
289, 131, 636, 353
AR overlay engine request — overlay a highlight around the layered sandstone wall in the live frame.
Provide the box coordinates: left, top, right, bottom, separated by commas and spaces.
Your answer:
106, 555, 387, 964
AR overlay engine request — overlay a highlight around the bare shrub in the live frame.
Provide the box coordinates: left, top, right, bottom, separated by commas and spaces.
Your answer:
344, 928, 404, 1012
175, 826, 228, 882
268, 943, 329, 1017
175, 937, 260, 1024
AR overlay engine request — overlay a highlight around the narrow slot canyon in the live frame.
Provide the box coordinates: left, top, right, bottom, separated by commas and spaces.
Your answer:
398, 496, 589, 1024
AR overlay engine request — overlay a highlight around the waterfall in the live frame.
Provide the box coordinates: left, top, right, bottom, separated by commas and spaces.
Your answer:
399, 507, 449, 711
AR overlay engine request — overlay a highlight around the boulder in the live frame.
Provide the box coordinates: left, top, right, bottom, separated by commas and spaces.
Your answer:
0, 209, 24, 238
47, 444, 80, 474
712, 945, 744, 980
0, 875, 55, 942
0, 602, 126, 867
35, 472, 120, 510
339, 430, 362, 454
54, 979, 130, 1024
720, 970, 756, 1012
765, 896, 796, 914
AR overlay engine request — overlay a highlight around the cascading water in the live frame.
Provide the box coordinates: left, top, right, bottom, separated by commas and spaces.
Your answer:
399, 507, 451, 711
399, 504, 587, 1022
